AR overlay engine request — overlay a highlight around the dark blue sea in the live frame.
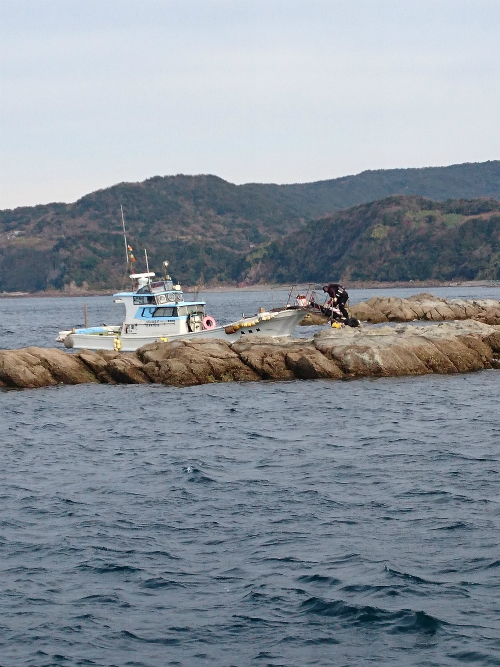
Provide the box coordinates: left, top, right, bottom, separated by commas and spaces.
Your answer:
1, 286, 500, 667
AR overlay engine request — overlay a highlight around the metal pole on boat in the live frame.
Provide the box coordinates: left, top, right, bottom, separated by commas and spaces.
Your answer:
144, 249, 152, 289
120, 205, 129, 268
84, 303, 88, 328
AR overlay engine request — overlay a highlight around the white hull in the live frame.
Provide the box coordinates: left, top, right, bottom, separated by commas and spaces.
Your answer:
62, 308, 305, 352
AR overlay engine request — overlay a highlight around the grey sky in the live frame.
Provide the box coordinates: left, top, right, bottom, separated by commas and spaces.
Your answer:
1, 0, 499, 209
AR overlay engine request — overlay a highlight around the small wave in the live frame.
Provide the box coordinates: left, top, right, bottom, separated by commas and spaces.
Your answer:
391, 609, 444, 635
327, 552, 362, 565
301, 596, 394, 623
399, 489, 451, 498
297, 574, 341, 586
244, 431, 279, 441
80, 594, 130, 606
120, 630, 180, 645
340, 583, 400, 596
139, 550, 179, 560
184, 466, 216, 484
448, 651, 500, 665
92, 546, 135, 554
486, 560, 500, 569
281, 634, 340, 645
78, 562, 141, 574
57, 497, 84, 505
300, 597, 444, 634
140, 577, 187, 589
232, 614, 273, 625
384, 566, 439, 586
434, 521, 472, 531
243, 591, 285, 604
303, 636, 340, 645
5, 565, 48, 574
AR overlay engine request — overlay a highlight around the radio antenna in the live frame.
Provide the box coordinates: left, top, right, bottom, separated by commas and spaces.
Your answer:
120, 205, 129, 268
144, 248, 152, 289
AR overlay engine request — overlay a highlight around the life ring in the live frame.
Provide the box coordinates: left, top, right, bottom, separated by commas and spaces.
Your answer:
202, 316, 217, 330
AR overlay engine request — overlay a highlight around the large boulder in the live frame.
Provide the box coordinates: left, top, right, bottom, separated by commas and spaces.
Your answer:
407, 292, 445, 302
139, 339, 260, 386
299, 311, 329, 325
349, 302, 388, 323
24, 347, 99, 385
457, 335, 494, 365
76, 349, 120, 384
385, 305, 418, 321
0, 349, 58, 388
313, 321, 499, 377
426, 337, 486, 372
485, 330, 500, 353
0, 347, 98, 388
405, 302, 426, 319
231, 336, 344, 380
105, 355, 152, 384
314, 331, 431, 377
231, 339, 297, 380
474, 305, 500, 326
446, 302, 468, 319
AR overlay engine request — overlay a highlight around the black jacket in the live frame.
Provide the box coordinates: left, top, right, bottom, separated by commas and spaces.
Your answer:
324, 283, 348, 304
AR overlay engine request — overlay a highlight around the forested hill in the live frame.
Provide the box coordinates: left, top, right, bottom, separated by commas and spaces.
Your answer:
247, 196, 500, 283
276, 160, 500, 218
0, 160, 499, 291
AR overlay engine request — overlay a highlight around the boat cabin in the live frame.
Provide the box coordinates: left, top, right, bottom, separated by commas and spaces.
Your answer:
114, 272, 208, 336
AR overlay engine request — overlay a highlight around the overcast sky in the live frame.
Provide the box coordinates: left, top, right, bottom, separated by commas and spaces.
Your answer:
0, 0, 499, 209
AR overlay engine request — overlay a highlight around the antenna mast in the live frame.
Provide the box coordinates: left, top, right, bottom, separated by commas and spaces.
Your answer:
120, 205, 129, 269
144, 248, 152, 289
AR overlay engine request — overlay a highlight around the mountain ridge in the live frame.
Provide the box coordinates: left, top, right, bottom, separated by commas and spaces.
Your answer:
1, 160, 499, 291
247, 195, 500, 283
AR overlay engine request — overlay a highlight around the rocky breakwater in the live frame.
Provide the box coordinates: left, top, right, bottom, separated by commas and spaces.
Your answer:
348, 292, 500, 325
0, 321, 499, 389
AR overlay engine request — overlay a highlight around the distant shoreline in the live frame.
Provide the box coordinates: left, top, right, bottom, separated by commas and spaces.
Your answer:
1, 279, 499, 299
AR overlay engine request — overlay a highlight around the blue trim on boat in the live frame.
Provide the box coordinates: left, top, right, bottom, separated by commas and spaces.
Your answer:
74, 327, 109, 335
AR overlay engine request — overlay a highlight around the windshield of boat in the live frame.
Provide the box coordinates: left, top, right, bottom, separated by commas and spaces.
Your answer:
151, 307, 177, 317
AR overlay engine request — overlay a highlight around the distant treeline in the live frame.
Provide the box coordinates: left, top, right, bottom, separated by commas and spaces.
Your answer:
0, 161, 499, 291
248, 196, 500, 283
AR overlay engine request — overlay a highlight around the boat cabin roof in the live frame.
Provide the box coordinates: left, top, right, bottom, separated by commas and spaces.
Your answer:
113, 290, 205, 307
114, 277, 206, 307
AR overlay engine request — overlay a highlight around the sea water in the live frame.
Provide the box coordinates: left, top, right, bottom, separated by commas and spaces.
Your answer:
1, 287, 499, 666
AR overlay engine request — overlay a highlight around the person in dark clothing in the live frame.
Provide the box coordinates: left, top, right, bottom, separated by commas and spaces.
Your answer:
322, 283, 349, 320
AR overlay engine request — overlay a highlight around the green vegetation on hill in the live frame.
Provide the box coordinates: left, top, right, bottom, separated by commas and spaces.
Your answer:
248, 196, 500, 283
0, 161, 499, 291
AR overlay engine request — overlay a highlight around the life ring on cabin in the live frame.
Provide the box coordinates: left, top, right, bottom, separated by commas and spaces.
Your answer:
202, 316, 217, 330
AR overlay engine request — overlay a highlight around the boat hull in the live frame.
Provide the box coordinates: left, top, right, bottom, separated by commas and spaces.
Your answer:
62, 308, 306, 352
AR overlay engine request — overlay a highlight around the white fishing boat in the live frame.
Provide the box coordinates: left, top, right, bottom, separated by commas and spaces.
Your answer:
56, 270, 306, 352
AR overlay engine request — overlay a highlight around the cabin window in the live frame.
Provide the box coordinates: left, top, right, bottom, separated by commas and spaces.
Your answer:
151, 280, 173, 293
133, 295, 155, 305
151, 307, 177, 317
